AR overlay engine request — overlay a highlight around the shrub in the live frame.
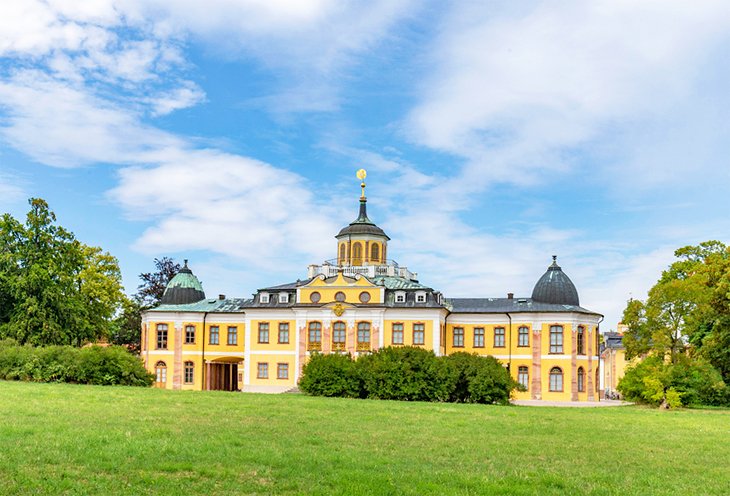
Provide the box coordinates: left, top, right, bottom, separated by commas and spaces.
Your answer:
357, 346, 451, 402
0, 342, 153, 386
442, 352, 519, 404
299, 352, 362, 398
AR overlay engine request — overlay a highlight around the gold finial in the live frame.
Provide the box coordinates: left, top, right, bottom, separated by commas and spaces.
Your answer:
356, 168, 367, 198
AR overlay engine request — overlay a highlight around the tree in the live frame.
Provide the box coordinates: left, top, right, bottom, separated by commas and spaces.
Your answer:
0, 198, 124, 346
136, 257, 180, 307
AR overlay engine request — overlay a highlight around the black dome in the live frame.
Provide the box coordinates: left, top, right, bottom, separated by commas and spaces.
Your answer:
531, 256, 580, 306
336, 197, 390, 240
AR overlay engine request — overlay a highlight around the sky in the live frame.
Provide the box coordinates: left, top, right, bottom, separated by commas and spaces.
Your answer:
2, 1, 730, 330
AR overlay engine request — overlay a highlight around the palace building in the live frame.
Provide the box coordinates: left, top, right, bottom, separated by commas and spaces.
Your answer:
141, 170, 603, 401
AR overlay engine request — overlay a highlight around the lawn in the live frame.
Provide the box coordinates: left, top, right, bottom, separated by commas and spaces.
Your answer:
0, 382, 728, 495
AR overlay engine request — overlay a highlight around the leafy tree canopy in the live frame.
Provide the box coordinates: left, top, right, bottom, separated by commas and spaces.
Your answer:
0, 198, 123, 346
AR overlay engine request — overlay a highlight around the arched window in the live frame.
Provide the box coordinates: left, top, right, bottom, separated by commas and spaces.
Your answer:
332, 321, 346, 351
518, 366, 529, 390
352, 242, 362, 264
308, 322, 322, 351
550, 325, 563, 354
339, 243, 346, 263
577, 367, 585, 392
549, 367, 563, 392
357, 322, 371, 351
577, 326, 585, 355
155, 361, 167, 386
371, 243, 379, 261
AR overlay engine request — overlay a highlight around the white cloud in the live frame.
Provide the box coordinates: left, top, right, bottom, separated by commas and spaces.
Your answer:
0, 172, 25, 206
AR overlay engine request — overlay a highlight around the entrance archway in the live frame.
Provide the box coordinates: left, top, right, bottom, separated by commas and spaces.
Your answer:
206, 359, 242, 391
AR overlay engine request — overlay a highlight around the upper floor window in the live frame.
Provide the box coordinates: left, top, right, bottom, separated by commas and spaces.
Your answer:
494, 327, 506, 348
184, 361, 194, 384
371, 243, 379, 261
577, 326, 585, 355
359, 291, 371, 303
209, 326, 219, 345
227, 326, 238, 346
518, 326, 529, 347
155, 361, 167, 385
308, 322, 322, 351
578, 367, 585, 392
258, 322, 269, 344
395, 291, 406, 303
518, 366, 529, 390
357, 322, 371, 351
279, 293, 289, 304
259, 292, 269, 304
549, 367, 563, 392
185, 325, 195, 344
335, 291, 346, 302
415, 291, 426, 303
156, 324, 168, 349
278, 323, 290, 344
473, 327, 485, 348
413, 323, 425, 345
392, 323, 404, 345
339, 243, 346, 262
333, 321, 346, 351
549, 325, 563, 354
453, 327, 464, 348
353, 242, 362, 263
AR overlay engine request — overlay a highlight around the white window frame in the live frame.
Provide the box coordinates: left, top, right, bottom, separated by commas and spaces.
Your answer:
260, 292, 270, 303
279, 292, 289, 304
415, 291, 426, 303
395, 291, 406, 303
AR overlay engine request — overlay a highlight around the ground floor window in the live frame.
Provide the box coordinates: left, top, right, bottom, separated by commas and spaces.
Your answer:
549, 367, 563, 392
453, 327, 464, 347
413, 323, 425, 345
518, 366, 529, 390
577, 367, 585, 392
473, 327, 485, 348
308, 322, 322, 351
277, 363, 289, 380
184, 361, 194, 384
392, 323, 404, 345
357, 322, 371, 351
333, 321, 346, 350
257, 362, 268, 379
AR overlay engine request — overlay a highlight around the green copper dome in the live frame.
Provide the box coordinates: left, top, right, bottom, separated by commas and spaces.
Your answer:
160, 260, 206, 305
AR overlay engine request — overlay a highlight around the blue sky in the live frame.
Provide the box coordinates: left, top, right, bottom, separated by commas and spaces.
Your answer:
2, 1, 730, 329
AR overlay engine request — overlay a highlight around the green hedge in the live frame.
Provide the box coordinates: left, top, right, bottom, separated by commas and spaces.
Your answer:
0, 339, 153, 386
299, 347, 519, 404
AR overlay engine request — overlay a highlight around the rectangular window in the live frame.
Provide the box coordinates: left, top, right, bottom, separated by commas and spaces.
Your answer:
395, 292, 405, 303
550, 325, 563, 354
278, 323, 290, 344
156, 324, 168, 349
413, 323, 425, 345
453, 327, 464, 347
258, 322, 269, 344
392, 323, 404, 345
184, 361, 194, 384
227, 326, 238, 345
277, 363, 289, 380
416, 292, 426, 303
185, 325, 195, 344
494, 327, 505, 348
279, 293, 288, 303
257, 362, 268, 379
473, 327, 485, 348
518, 326, 529, 347
518, 366, 529, 390
357, 322, 371, 351
209, 326, 219, 345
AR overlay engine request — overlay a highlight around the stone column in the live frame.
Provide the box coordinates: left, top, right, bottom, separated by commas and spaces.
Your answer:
531, 325, 542, 400
587, 327, 595, 401
173, 324, 183, 390
571, 328, 578, 401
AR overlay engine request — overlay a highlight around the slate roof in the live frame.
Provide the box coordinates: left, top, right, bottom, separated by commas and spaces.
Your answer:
150, 297, 250, 313
370, 276, 429, 290
602, 332, 625, 350
159, 261, 206, 305
446, 297, 601, 316
336, 198, 390, 239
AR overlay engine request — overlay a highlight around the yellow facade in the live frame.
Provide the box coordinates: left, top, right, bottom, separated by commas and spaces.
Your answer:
141, 171, 603, 400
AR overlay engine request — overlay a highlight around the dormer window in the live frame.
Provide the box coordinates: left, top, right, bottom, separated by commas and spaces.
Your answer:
260, 292, 270, 304
279, 293, 289, 304
395, 291, 406, 303
415, 291, 426, 303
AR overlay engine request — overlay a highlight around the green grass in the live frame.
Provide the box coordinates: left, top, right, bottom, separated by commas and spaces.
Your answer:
1, 382, 728, 495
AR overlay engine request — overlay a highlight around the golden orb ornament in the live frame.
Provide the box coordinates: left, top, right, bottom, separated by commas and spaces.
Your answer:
356, 169, 367, 180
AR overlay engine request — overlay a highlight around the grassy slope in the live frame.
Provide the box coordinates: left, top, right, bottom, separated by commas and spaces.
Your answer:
0, 382, 728, 495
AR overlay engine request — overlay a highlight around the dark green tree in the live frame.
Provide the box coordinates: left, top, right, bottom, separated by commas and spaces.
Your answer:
0, 198, 123, 346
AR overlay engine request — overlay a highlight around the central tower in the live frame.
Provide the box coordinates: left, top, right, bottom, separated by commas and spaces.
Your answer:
335, 169, 390, 266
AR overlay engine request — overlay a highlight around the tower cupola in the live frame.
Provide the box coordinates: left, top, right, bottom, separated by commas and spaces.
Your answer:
335, 169, 390, 266
160, 259, 206, 305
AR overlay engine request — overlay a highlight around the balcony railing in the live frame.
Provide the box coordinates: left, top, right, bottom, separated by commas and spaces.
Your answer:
332, 341, 346, 352
308, 259, 417, 281
307, 342, 322, 352
356, 341, 371, 352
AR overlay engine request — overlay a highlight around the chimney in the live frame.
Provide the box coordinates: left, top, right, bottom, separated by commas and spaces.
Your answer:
218, 294, 225, 300
507, 293, 514, 299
